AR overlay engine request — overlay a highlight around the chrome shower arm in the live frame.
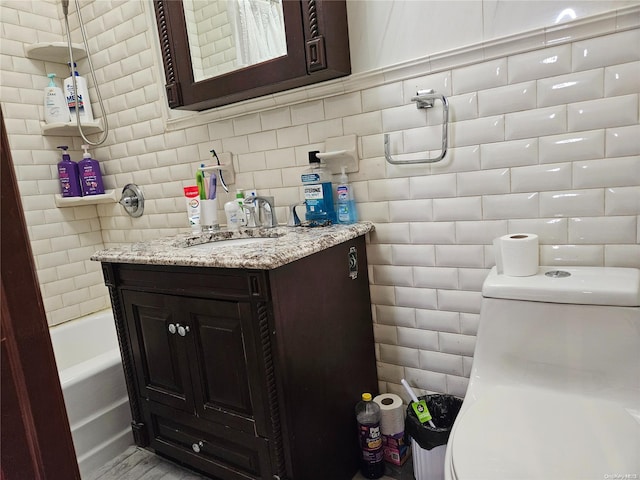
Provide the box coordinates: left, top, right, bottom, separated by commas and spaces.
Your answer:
63, 0, 109, 146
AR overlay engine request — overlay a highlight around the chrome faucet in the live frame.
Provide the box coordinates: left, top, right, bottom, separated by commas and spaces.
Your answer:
243, 195, 278, 228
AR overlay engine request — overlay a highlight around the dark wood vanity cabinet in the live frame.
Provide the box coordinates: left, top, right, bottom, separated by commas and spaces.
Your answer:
122, 290, 274, 478
101, 236, 378, 480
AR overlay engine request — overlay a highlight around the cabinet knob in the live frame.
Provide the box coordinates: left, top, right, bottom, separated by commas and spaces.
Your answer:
178, 325, 190, 337
168, 323, 176, 334
192, 441, 203, 453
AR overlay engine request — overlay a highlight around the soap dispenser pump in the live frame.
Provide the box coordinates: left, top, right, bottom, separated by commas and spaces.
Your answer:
57, 145, 82, 197
78, 144, 105, 196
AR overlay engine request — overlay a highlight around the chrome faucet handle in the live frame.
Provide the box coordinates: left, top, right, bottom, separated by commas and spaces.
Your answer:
242, 204, 259, 228
244, 195, 278, 227
259, 197, 277, 227
287, 201, 306, 227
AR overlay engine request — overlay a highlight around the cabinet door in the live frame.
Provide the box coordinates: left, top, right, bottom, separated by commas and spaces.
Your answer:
122, 290, 194, 413
123, 290, 267, 434
185, 298, 264, 434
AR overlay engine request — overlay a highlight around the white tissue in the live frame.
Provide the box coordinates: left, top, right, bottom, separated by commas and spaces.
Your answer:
494, 233, 539, 277
374, 393, 405, 436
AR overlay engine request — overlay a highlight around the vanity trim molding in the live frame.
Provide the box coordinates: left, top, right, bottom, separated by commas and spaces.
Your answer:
257, 301, 286, 477
102, 262, 149, 446
153, 0, 182, 108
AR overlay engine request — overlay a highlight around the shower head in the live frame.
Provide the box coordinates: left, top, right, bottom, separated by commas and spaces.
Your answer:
62, 0, 69, 16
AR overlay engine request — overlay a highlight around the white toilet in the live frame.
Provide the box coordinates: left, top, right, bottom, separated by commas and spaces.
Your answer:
445, 266, 640, 480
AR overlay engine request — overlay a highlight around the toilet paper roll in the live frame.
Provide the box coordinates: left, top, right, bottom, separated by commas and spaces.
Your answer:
494, 233, 539, 277
374, 393, 405, 436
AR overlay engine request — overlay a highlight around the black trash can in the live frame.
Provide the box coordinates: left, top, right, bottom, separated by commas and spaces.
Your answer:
405, 394, 462, 480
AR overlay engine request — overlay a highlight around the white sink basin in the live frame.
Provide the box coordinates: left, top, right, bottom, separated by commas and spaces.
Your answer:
187, 237, 272, 251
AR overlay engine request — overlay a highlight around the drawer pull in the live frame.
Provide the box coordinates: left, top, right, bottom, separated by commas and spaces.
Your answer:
192, 441, 203, 453
168, 323, 177, 334
178, 325, 190, 337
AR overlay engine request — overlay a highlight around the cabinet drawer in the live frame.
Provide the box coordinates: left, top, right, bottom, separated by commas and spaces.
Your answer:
113, 263, 268, 300
143, 402, 272, 480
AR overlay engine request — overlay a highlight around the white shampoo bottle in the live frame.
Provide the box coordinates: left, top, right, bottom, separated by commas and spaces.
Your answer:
64, 63, 94, 123
43, 74, 70, 124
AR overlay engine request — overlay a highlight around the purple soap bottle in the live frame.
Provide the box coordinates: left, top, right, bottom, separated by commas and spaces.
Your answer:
78, 144, 104, 195
57, 145, 82, 197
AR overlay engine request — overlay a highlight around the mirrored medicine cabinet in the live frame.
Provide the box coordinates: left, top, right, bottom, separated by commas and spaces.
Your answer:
153, 0, 351, 111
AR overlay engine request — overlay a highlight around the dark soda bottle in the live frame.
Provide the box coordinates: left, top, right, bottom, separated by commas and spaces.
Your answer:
355, 393, 384, 479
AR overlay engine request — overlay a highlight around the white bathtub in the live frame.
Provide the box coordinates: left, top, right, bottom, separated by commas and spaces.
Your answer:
50, 309, 133, 478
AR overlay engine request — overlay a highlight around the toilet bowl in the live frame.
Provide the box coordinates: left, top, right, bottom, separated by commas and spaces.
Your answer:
445, 266, 640, 480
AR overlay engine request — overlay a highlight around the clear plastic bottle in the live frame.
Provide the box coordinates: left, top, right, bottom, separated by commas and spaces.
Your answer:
235, 190, 247, 227
336, 166, 358, 224
355, 393, 384, 479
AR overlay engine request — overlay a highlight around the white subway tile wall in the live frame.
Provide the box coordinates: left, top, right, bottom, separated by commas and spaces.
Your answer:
1, 1, 638, 399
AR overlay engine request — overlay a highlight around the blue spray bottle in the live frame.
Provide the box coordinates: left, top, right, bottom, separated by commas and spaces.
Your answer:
336, 166, 357, 224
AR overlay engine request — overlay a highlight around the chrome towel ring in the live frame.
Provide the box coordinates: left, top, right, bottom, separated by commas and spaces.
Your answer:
384, 89, 449, 165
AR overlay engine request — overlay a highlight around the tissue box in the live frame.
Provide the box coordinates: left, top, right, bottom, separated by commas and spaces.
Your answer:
382, 432, 411, 466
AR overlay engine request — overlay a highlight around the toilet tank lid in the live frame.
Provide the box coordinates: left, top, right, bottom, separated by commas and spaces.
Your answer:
483, 266, 640, 306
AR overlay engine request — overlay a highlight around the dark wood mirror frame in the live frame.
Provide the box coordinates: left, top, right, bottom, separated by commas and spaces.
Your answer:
154, 0, 351, 111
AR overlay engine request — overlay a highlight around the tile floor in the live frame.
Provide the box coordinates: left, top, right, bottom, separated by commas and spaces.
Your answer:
88, 446, 413, 480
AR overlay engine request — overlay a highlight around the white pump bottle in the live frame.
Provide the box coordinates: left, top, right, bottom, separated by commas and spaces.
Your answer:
64, 63, 94, 123
44, 73, 70, 124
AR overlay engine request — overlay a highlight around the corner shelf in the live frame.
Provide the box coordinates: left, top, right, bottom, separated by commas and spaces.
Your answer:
55, 189, 117, 208
42, 120, 103, 136
25, 42, 86, 63
27, 42, 102, 137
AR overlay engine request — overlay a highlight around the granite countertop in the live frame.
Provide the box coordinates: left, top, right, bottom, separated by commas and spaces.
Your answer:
91, 222, 374, 270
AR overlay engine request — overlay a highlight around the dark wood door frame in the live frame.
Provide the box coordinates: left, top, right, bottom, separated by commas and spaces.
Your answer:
1, 107, 81, 479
